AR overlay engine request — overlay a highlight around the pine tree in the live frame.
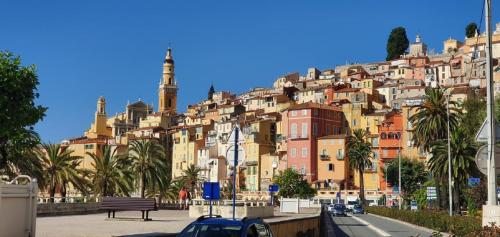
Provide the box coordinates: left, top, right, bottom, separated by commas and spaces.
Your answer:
386, 27, 409, 61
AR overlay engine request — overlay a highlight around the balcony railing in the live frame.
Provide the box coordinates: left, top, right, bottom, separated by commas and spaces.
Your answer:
320, 154, 330, 160
336, 154, 345, 160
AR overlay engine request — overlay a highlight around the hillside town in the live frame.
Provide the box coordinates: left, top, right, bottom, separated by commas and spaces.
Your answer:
57, 23, 500, 205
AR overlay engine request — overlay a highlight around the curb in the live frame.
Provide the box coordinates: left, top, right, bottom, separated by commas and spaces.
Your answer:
367, 213, 451, 237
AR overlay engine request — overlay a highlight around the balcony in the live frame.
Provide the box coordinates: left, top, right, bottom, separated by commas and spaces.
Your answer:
320, 154, 330, 160
336, 154, 345, 160
289, 134, 309, 140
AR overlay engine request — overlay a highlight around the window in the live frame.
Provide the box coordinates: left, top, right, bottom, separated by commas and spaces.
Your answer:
302, 109, 307, 115
301, 165, 306, 175
291, 111, 297, 116
302, 147, 308, 158
373, 151, 378, 159
313, 123, 318, 136
302, 123, 308, 138
313, 109, 318, 116
291, 148, 297, 157
84, 144, 94, 149
328, 163, 334, 171
352, 119, 357, 126
291, 165, 297, 171
291, 123, 297, 138
383, 149, 388, 157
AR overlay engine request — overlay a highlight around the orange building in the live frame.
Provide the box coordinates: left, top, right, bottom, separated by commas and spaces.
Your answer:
316, 135, 351, 191
377, 112, 403, 191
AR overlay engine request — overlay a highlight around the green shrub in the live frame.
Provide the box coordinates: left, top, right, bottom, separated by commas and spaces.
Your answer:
366, 207, 482, 236
466, 223, 500, 237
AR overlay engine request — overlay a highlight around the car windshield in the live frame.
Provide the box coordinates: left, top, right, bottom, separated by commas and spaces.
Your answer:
178, 224, 243, 237
354, 204, 362, 209
334, 204, 345, 209
347, 201, 357, 205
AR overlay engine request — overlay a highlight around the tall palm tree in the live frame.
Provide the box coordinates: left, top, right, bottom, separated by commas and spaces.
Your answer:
347, 129, 372, 205
409, 87, 461, 152
128, 139, 168, 198
37, 143, 88, 202
182, 164, 202, 198
87, 145, 133, 197
429, 127, 479, 212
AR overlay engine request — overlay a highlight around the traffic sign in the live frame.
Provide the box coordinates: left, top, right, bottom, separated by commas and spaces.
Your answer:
268, 184, 279, 192
393, 186, 399, 194
228, 125, 245, 145
203, 182, 221, 200
475, 119, 500, 142
474, 145, 500, 175
227, 146, 245, 167
468, 177, 480, 187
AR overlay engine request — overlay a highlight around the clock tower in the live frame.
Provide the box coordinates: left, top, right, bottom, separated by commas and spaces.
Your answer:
158, 48, 177, 113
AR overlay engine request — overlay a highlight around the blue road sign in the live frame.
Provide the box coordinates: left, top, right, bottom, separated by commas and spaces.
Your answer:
468, 177, 480, 187
203, 182, 220, 200
268, 184, 279, 192
393, 186, 399, 194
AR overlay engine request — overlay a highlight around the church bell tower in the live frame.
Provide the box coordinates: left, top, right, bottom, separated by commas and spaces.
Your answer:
158, 48, 178, 113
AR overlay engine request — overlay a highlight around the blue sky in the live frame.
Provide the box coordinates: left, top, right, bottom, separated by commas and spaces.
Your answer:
2, 0, 499, 143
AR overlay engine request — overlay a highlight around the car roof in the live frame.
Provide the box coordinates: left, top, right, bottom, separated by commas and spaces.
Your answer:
194, 216, 263, 226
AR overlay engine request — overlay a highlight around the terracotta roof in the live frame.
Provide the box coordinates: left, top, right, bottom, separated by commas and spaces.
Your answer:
336, 88, 360, 93
284, 102, 342, 111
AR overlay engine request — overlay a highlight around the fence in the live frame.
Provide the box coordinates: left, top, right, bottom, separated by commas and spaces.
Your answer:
0, 175, 38, 237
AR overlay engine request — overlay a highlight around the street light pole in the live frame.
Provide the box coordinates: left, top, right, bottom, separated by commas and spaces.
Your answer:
447, 94, 453, 216
398, 133, 402, 210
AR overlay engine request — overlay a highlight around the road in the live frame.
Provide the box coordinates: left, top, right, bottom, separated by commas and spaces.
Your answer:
330, 213, 435, 237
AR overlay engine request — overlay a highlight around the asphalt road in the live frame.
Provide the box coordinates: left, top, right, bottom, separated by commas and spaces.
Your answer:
330, 213, 435, 237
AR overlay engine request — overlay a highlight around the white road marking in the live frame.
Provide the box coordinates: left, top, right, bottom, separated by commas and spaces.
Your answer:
347, 214, 391, 237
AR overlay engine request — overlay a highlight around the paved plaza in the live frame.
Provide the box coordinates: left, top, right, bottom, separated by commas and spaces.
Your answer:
36, 208, 319, 237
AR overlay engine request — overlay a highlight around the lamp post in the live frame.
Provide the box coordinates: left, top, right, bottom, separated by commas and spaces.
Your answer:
398, 132, 402, 210
446, 93, 453, 216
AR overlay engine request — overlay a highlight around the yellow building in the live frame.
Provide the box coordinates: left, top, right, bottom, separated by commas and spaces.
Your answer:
242, 117, 276, 191
84, 97, 112, 139
316, 135, 350, 190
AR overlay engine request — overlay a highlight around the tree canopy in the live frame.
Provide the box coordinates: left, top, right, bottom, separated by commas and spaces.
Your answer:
384, 158, 428, 197
466, 23, 478, 38
386, 27, 409, 61
0, 51, 47, 177
274, 169, 316, 199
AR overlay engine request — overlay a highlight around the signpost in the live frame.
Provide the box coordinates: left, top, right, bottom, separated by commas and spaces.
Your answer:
203, 182, 220, 217
410, 200, 418, 211
468, 178, 481, 187
426, 187, 437, 200
227, 125, 245, 220
268, 184, 279, 206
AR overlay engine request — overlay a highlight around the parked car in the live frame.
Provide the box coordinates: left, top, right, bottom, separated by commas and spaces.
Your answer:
352, 204, 364, 214
177, 215, 274, 237
368, 202, 378, 207
331, 204, 347, 216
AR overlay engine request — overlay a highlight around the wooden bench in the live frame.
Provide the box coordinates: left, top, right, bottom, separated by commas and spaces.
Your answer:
100, 197, 157, 221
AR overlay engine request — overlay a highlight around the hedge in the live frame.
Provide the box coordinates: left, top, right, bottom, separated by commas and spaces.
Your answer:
366, 207, 482, 236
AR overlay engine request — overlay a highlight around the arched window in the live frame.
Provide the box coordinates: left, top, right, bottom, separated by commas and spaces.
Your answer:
388, 132, 395, 139
168, 99, 172, 107
381, 133, 387, 139
396, 132, 401, 140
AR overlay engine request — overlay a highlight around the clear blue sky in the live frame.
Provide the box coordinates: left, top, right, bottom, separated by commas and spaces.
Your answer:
2, 0, 499, 143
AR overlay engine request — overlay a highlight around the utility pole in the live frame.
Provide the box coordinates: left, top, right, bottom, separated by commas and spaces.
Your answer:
485, 0, 496, 206
447, 94, 453, 216
483, 0, 500, 227
398, 133, 402, 210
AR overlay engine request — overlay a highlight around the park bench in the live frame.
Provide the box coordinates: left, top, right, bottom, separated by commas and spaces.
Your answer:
100, 197, 157, 221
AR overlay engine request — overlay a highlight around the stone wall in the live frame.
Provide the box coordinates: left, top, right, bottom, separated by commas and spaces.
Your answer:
37, 203, 102, 216
268, 215, 320, 237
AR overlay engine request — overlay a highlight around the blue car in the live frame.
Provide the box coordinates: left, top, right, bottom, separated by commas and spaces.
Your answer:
352, 204, 364, 214
177, 215, 275, 237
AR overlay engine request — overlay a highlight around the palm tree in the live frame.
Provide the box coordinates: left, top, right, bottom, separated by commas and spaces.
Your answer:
128, 139, 168, 198
429, 127, 479, 212
347, 129, 372, 205
37, 143, 88, 202
409, 87, 461, 152
182, 164, 202, 198
87, 145, 133, 197
162, 179, 186, 201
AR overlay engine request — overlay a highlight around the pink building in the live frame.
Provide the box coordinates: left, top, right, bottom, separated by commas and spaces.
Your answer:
282, 102, 344, 183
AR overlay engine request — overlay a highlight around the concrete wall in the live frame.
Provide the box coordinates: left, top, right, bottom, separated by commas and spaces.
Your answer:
37, 203, 101, 216
189, 204, 274, 219
0, 177, 37, 237
268, 215, 320, 237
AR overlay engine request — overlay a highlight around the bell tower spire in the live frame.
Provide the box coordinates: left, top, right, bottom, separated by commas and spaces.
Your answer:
159, 47, 178, 113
